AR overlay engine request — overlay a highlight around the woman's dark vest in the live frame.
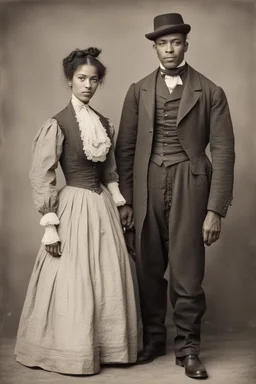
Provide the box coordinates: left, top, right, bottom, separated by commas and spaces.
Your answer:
53, 102, 110, 194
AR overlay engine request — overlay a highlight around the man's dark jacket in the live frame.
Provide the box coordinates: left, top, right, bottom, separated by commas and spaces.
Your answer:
116, 65, 235, 254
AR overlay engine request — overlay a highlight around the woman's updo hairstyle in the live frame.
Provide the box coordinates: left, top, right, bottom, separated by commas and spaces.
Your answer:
63, 47, 106, 83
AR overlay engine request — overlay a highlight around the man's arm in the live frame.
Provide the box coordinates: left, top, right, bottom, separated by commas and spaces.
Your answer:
115, 83, 139, 206
115, 83, 139, 230
207, 86, 235, 218
203, 86, 235, 246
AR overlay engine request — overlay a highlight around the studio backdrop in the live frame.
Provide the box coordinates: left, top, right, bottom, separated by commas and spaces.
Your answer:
0, 0, 255, 337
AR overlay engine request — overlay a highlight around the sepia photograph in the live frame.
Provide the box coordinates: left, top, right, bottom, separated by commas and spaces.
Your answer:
0, 0, 255, 383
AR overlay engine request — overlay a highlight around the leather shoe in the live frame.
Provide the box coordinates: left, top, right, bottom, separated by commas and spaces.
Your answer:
136, 342, 166, 365
176, 354, 208, 379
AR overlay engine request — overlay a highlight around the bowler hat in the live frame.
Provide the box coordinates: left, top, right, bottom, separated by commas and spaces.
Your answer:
145, 13, 191, 41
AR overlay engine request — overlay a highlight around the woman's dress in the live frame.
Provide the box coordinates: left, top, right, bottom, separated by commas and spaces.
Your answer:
15, 100, 140, 375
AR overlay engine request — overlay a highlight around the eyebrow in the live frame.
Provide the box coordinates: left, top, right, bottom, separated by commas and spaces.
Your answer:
157, 38, 181, 43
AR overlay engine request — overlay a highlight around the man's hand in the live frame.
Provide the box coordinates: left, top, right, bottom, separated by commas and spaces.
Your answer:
45, 242, 62, 257
202, 211, 222, 246
118, 205, 134, 231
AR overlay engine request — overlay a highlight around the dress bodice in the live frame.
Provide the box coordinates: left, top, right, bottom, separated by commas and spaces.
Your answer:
54, 103, 110, 194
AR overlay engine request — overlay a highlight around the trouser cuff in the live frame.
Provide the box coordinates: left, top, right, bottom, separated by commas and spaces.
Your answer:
175, 347, 200, 358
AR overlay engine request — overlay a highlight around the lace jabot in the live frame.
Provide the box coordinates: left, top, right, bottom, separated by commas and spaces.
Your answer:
71, 94, 111, 162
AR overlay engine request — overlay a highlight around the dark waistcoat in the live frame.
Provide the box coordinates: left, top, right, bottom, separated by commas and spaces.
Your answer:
53, 102, 110, 194
151, 71, 189, 167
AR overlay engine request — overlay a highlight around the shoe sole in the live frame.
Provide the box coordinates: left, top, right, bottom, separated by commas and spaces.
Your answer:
185, 372, 208, 380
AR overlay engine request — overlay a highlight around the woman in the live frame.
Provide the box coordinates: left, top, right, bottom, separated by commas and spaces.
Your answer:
15, 47, 139, 375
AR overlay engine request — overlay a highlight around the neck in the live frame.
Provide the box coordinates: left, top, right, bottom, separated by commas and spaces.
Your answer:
71, 93, 89, 106
160, 59, 186, 70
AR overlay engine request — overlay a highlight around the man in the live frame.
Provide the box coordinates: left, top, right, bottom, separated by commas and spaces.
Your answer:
115, 13, 235, 379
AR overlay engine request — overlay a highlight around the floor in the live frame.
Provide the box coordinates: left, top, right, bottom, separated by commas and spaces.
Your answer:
0, 331, 255, 384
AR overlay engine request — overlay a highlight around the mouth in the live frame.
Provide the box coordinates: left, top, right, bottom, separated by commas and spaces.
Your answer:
82, 92, 92, 96
165, 57, 176, 60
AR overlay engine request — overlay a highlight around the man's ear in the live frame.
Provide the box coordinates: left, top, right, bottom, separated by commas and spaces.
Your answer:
184, 42, 188, 53
153, 43, 156, 50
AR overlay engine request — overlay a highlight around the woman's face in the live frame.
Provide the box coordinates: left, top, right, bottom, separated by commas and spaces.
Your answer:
68, 64, 99, 103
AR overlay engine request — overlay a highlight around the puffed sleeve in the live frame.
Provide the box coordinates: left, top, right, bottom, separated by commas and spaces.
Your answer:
102, 120, 126, 206
30, 118, 64, 218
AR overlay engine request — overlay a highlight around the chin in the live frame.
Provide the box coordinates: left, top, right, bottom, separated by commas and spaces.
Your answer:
163, 62, 178, 69
80, 96, 90, 103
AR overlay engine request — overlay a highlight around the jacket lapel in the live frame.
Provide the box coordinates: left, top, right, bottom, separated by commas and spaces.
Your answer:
141, 69, 158, 124
141, 66, 202, 128
177, 65, 202, 127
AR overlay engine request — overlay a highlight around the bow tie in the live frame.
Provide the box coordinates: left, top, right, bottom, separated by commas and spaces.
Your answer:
160, 63, 187, 77
163, 75, 183, 92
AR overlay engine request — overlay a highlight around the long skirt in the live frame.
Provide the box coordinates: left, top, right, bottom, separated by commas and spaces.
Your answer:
15, 185, 140, 375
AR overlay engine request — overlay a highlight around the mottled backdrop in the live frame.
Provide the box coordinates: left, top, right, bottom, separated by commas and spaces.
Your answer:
0, 0, 255, 338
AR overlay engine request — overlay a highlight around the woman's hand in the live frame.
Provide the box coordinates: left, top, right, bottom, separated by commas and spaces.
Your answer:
45, 242, 62, 257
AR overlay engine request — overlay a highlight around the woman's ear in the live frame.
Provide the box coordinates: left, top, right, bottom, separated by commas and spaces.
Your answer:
68, 80, 72, 87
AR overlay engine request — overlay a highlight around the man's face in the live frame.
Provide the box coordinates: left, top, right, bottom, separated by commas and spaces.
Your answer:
154, 33, 188, 69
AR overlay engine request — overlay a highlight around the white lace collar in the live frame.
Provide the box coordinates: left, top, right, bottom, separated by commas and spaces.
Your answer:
71, 94, 111, 162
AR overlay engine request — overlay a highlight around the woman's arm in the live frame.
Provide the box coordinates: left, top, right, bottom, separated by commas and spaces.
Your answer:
30, 118, 64, 255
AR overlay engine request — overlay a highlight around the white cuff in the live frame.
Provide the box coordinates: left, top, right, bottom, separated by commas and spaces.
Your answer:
41, 225, 60, 245
107, 182, 126, 207
40, 212, 60, 226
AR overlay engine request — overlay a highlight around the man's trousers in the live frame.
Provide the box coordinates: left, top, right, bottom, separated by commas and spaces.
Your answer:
137, 160, 210, 357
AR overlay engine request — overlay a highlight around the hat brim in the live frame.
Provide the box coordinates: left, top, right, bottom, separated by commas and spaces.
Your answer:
145, 24, 191, 41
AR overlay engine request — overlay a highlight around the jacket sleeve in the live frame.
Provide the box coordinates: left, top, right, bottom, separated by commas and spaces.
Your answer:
207, 86, 235, 217
115, 83, 138, 206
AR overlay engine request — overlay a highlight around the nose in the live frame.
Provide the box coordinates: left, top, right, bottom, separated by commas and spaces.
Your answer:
84, 79, 92, 89
165, 42, 174, 53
